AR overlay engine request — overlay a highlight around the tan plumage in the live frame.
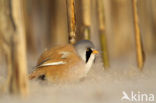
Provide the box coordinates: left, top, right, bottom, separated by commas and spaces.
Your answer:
29, 44, 87, 83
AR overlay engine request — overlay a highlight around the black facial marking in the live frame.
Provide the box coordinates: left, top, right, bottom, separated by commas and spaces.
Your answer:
38, 74, 46, 80
86, 48, 92, 63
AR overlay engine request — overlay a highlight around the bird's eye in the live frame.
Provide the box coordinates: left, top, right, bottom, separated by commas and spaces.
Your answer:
86, 48, 92, 63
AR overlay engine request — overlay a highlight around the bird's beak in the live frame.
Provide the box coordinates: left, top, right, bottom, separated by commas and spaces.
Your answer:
92, 50, 99, 54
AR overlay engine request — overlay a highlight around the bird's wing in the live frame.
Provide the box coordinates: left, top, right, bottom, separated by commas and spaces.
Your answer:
29, 44, 81, 80
36, 61, 67, 68
36, 44, 74, 68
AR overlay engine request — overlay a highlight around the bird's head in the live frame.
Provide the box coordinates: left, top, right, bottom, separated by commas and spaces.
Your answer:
74, 40, 98, 69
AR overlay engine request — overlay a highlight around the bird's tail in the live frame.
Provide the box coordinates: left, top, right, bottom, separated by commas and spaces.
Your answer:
29, 69, 45, 80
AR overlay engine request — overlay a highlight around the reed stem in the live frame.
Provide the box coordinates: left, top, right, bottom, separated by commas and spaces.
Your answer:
132, 0, 145, 70
82, 0, 91, 40
66, 0, 76, 44
0, 0, 28, 96
97, 0, 110, 68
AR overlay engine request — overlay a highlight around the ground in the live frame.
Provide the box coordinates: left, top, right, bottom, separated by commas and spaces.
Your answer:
0, 54, 156, 103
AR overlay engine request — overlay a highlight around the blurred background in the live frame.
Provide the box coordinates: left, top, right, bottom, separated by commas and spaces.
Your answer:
23, 0, 156, 59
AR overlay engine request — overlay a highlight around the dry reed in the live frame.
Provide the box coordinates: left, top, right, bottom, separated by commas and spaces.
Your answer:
132, 0, 145, 70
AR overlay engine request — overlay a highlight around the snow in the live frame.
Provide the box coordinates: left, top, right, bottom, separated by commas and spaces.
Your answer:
0, 53, 156, 103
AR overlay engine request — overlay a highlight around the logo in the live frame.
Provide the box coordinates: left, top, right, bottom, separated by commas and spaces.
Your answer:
121, 91, 155, 102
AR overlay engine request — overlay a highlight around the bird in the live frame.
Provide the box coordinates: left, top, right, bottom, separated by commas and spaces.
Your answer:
29, 40, 98, 83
